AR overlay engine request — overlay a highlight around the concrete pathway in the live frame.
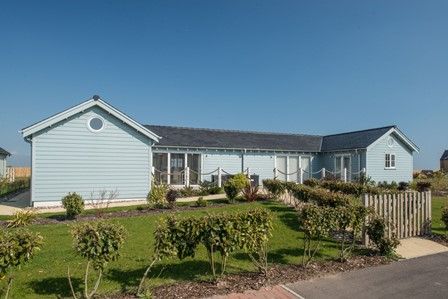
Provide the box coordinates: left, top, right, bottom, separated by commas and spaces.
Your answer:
396, 237, 448, 259
285, 251, 448, 299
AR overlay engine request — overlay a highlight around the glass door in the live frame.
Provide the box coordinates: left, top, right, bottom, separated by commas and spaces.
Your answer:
289, 156, 299, 182
343, 156, 351, 180
335, 155, 350, 180
170, 154, 185, 185
187, 154, 200, 185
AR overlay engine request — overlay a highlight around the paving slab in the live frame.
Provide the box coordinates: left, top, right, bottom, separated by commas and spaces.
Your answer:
396, 237, 448, 259
207, 285, 299, 299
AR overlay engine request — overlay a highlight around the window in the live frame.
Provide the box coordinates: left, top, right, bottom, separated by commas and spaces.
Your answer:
385, 154, 396, 169
152, 153, 201, 185
188, 154, 200, 185
153, 153, 168, 183
88, 117, 104, 131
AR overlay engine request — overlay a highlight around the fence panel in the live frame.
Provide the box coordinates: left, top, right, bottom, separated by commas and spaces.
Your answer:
363, 191, 431, 245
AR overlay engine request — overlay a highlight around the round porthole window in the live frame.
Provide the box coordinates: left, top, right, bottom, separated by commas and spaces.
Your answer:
88, 117, 104, 132
387, 137, 394, 147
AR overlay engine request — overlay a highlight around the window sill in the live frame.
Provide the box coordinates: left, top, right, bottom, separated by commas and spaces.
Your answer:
384, 167, 396, 170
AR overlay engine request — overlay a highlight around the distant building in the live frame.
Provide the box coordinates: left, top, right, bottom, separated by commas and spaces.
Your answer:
441, 150, 448, 172
0, 147, 10, 178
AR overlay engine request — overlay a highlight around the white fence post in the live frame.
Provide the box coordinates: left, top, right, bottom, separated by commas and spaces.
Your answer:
322, 167, 325, 179
218, 167, 222, 188
185, 167, 190, 187
299, 167, 303, 184
246, 167, 250, 178
274, 167, 278, 179
343, 168, 347, 182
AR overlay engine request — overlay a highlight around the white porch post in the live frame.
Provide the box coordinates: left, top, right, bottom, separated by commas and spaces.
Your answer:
299, 167, 303, 184
167, 152, 171, 185
343, 168, 347, 182
322, 167, 326, 179
274, 168, 278, 179
218, 167, 222, 187
185, 166, 190, 187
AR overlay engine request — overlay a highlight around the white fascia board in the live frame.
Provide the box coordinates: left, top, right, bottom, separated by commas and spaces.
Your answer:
20, 98, 160, 142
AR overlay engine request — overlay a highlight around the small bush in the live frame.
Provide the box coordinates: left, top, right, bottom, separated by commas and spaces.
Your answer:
262, 179, 286, 197
0, 229, 43, 297
441, 206, 448, 232
398, 182, 409, 191
62, 192, 84, 219
166, 189, 179, 207
195, 197, 207, 207
229, 173, 250, 190
367, 216, 400, 256
69, 221, 126, 299
179, 186, 198, 197
147, 183, 168, 207
224, 182, 239, 202
199, 181, 223, 195
0, 177, 30, 198
416, 181, 431, 192
242, 184, 259, 201
7, 209, 37, 228
303, 178, 319, 188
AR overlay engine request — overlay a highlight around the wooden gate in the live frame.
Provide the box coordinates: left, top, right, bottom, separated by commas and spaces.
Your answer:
363, 191, 432, 245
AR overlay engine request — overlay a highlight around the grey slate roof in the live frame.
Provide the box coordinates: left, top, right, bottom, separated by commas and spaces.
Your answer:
320, 126, 395, 152
145, 125, 322, 152
144, 125, 401, 152
0, 147, 10, 156
441, 150, 448, 161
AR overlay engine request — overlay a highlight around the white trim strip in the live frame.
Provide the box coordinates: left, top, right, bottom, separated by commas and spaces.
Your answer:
280, 284, 306, 299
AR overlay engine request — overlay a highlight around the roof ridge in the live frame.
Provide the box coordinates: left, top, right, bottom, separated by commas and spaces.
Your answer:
144, 124, 323, 138
323, 125, 396, 138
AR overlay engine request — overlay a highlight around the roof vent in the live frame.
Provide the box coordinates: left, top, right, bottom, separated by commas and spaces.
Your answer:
92, 95, 101, 100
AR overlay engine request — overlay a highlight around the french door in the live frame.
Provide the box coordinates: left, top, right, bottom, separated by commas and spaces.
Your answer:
335, 155, 351, 180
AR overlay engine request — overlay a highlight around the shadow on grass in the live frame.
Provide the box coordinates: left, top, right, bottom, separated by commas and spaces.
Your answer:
259, 201, 300, 231
28, 276, 82, 297
106, 260, 211, 292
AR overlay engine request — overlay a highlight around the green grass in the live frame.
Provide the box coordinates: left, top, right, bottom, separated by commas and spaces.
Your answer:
0, 201, 340, 298
432, 196, 448, 235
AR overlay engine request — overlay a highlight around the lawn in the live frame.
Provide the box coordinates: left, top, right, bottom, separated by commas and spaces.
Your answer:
432, 196, 448, 235
1, 200, 340, 298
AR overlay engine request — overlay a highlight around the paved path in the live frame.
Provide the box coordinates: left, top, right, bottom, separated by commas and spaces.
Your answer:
285, 252, 448, 299
396, 237, 448, 258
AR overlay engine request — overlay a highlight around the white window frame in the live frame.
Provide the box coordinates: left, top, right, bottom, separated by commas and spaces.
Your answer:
385, 153, 396, 169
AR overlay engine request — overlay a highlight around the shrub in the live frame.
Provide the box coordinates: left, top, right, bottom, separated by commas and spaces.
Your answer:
195, 197, 207, 207
0, 229, 43, 298
166, 189, 179, 207
228, 173, 250, 190
0, 177, 30, 198
262, 179, 286, 197
62, 192, 84, 219
377, 181, 398, 190
298, 204, 335, 266
69, 221, 126, 299
441, 206, 448, 232
199, 181, 223, 195
303, 178, 319, 188
398, 181, 409, 191
289, 184, 353, 207
415, 181, 431, 192
367, 216, 399, 256
147, 183, 168, 207
151, 209, 272, 277
7, 209, 37, 228
179, 186, 198, 197
242, 184, 259, 202
224, 182, 239, 202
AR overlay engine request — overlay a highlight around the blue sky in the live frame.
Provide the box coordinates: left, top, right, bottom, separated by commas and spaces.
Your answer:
0, 0, 447, 169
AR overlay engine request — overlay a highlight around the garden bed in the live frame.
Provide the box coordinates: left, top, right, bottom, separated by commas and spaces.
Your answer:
0, 198, 243, 227
148, 255, 390, 299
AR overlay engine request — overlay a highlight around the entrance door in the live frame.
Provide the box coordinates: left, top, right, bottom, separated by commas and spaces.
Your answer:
170, 153, 185, 185
335, 155, 350, 180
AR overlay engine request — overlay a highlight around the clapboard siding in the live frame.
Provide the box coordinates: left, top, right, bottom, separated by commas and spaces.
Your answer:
201, 152, 243, 181
0, 154, 6, 178
319, 151, 365, 178
32, 106, 152, 203
366, 132, 413, 183
243, 154, 275, 183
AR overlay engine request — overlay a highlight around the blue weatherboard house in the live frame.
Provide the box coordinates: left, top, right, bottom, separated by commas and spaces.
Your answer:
0, 147, 10, 178
21, 96, 419, 207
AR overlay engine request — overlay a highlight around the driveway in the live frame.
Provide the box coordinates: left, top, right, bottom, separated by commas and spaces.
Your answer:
284, 252, 448, 299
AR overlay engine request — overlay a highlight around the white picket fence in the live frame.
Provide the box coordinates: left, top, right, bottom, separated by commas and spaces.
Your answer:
363, 191, 432, 245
